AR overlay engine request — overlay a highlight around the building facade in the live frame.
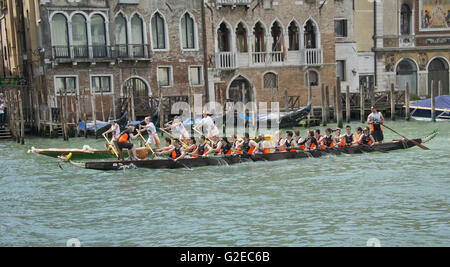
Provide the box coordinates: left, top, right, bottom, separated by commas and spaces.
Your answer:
375, 0, 450, 97
335, 0, 359, 92
205, 0, 337, 109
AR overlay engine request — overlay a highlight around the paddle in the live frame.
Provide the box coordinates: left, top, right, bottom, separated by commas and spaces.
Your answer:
383, 124, 430, 150
102, 134, 119, 158
160, 128, 189, 148
136, 128, 158, 158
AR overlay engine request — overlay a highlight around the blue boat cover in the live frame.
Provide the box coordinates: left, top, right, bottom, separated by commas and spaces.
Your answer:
410, 95, 450, 110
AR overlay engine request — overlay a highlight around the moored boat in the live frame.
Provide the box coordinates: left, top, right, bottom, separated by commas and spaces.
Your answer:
68, 131, 437, 171
410, 95, 450, 121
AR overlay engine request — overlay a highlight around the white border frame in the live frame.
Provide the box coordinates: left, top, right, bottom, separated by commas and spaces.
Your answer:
188, 65, 204, 87
54, 75, 79, 97
262, 70, 279, 90
89, 74, 114, 95
418, 0, 450, 32
120, 76, 152, 98
179, 11, 199, 52
157, 65, 174, 88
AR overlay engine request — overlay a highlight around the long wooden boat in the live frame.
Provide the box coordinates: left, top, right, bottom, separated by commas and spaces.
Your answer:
30, 146, 149, 161
69, 133, 436, 171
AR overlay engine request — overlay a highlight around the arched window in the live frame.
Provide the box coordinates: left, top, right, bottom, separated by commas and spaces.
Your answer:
271, 21, 283, 52
115, 13, 128, 57
181, 13, 196, 49
428, 58, 449, 95
151, 12, 167, 50
51, 14, 69, 58
305, 70, 319, 87
263, 72, 278, 90
91, 14, 107, 57
400, 4, 412, 35
236, 23, 248, 53
72, 14, 88, 58
217, 22, 230, 52
288, 21, 300, 51
396, 59, 417, 95
131, 14, 145, 57
304, 20, 317, 49
253, 22, 266, 53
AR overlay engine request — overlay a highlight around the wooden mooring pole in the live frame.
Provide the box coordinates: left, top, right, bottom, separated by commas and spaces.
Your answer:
360, 84, 365, 123
321, 84, 327, 126
405, 82, 410, 120
336, 77, 343, 128
325, 86, 330, 124
345, 85, 350, 123
390, 83, 395, 121
333, 85, 337, 122
431, 80, 436, 122
18, 89, 25, 144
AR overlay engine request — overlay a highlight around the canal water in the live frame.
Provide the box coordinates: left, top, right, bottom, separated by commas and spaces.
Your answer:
0, 121, 449, 247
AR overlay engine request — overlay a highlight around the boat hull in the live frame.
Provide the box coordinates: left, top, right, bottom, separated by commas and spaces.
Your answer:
33, 148, 149, 161
410, 108, 450, 121
74, 139, 422, 171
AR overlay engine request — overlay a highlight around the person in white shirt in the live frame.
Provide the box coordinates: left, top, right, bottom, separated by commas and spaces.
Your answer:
140, 116, 160, 148
164, 117, 190, 143
367, 106, 385, 144
194, 110, 219, 139
0, 93, 6, 128
102, 120, 121, 143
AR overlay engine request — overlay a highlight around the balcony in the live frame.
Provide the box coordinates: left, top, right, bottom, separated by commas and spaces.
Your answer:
52, 44, 151, 61
304, 48, 323, 66
216, 52, 237, 70
216, 0, 252, 9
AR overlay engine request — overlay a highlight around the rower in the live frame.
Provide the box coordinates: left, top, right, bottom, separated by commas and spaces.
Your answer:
294, 130, 304, 144
334, 128, 343, 146
156, 138, 186, 162
298, 130, 318, 150
117, 125, 139, 161
231, 134, 243, 154
319, 128, 336, 148
359, 127, 375, 146
184, 137, 197, 156
285, 131, 297, 152
220, 137, 233, 156
102, 120, 120, 148
165, 116, 190, 144
256, 134, 271, 154
195, 110, 219, 140
274, 130, 286, 152
192, 135, 213, 158
314, 129, 322, 143
368, 106, 385, 144
140, 116, 160, 148
341, 125, 355, 147
236, 133, 258, 155
355, 127, 363, 145
211, 135, 223, 155
155, 138, 173, 154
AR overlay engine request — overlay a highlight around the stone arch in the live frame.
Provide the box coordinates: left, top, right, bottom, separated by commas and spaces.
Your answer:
226, 75, 256, 104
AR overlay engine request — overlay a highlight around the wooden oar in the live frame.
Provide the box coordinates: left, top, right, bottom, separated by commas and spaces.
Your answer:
103, 134, 119, 158
160, 128, 188, 146
137, 130, 158, 158
383, 124, 430, 150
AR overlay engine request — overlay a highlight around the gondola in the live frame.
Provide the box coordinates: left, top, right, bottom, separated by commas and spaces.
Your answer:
68, 131, 437, 171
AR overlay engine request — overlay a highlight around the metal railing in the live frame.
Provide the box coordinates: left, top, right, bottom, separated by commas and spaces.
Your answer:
52, 44, 150, 60
215, 52, 237, 69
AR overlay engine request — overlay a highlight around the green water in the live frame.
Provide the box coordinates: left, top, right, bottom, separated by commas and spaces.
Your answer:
0, 121, 449, 247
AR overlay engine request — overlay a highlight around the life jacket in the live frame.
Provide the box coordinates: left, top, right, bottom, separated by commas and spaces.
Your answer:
308, 137, 318, 150
296, 138, 306, 150
276, 138, 286, 152
118, 132, 129, 143
221, 143, 232, 155
171, 147, 182, 159
323, 136, 334, 148
213, 141, 221, 155
343, 134, 354, 147
361, 134, 373, 145
285, 139, 296, 152
189, 145, 198, 158
257, 142, 271, 154
241, 140, 251, 154
370, 123, 383, 132
197, 143, 207, 157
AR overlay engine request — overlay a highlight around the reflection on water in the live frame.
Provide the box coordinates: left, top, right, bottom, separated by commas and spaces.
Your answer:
0, 121, 449, 246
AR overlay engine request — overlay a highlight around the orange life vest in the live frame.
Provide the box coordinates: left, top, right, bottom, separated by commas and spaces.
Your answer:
118, 133, 129, 143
